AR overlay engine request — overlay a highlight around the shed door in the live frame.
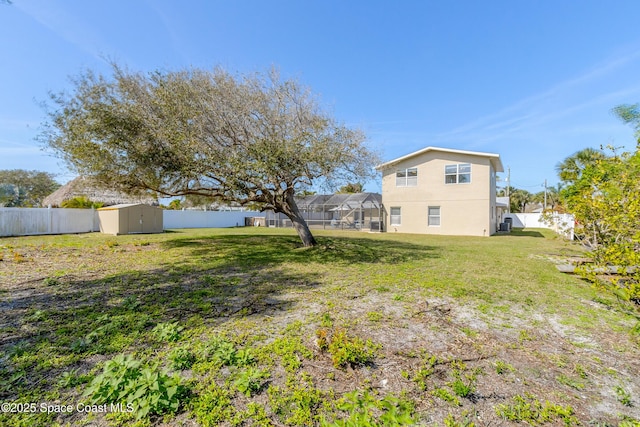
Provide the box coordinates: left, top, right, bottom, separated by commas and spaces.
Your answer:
128, 209, 143, 233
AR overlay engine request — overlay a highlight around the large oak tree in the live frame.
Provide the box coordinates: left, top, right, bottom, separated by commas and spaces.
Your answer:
41, 65, 377, 246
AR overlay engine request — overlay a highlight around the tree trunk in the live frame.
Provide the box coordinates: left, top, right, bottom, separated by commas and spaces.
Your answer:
283, 191, 317, 247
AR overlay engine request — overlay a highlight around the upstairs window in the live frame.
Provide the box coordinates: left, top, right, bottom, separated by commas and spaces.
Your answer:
396, 168, 417, 186
445, 163, 471, 184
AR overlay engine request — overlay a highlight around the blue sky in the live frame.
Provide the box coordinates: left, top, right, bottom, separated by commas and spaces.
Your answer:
2, 1, 640, 194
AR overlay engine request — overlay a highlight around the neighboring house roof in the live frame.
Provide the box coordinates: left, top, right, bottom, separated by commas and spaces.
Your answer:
375, 146, 504, 173
42, 177, 157, 207
496, 196, 510, 208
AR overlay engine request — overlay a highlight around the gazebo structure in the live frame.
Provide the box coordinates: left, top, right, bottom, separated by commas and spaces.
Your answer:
42, 177, 157, 207
265, 192, 383, 231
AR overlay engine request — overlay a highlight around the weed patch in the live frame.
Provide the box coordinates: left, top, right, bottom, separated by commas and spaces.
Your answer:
83, 354, 190, 420
316, 327, 380, 369
321, 390, 416, 426
495, 393, 578, 425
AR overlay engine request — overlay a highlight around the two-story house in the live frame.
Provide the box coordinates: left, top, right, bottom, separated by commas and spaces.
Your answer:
376, 146, 504, 236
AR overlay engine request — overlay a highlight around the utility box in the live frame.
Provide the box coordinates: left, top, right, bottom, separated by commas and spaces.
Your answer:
97, 204, 163, 235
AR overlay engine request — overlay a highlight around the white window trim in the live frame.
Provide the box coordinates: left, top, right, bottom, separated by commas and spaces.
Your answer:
444, 163, 472, 184
390, 206, 401, 226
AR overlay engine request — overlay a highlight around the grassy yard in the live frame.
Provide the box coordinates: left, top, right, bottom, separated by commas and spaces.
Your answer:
1, 227, 639, 426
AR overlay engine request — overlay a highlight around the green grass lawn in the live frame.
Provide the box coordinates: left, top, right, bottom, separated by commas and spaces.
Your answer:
1, 227, 639, 426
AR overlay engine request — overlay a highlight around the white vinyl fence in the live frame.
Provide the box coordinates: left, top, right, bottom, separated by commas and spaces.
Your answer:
0, 207, 98, 236
163, 210, 264, 229
504, 212, 574, 239
0, 208, 265, 237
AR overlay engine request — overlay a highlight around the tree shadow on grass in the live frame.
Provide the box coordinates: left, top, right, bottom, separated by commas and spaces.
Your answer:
0, 264, 317, 400
493, 228, 546, 238
162, 233, 439, 268
0, 232, 439, 401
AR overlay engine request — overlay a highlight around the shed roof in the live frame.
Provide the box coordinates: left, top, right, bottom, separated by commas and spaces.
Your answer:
376, 146, 504, 173
97, 203, 148, 211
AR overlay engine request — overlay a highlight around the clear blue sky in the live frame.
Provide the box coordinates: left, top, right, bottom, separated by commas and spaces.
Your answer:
2, 0, 640, 194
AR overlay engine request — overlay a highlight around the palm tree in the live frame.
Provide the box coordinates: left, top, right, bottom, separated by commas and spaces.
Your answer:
509, 188, 532, 213
532, 184, 562, 210
555, 148, 606, 184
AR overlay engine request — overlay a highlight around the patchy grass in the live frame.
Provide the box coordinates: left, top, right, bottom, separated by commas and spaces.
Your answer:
1, 227, 639, 426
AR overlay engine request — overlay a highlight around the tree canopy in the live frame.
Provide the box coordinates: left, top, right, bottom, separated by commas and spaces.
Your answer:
612, 103, 640, 145
555, 147, 606, 185
558, 105, 640, 305
41, 65, 377, 246
502, 188, 531, 213
336, 182, 364, 194
0, 169, 60, 207
60, 196, 104, 209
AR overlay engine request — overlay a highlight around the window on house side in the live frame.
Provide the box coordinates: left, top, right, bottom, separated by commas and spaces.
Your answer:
396, 168, 417, 186
445, 163, 471, 184
428, 206, 440, 226
390, 207, 401, 226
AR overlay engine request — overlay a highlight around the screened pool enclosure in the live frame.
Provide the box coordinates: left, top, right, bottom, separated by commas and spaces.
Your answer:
265, 193, 383, 231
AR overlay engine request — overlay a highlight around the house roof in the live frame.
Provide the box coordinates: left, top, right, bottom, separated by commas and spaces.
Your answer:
375, 146, 504, 173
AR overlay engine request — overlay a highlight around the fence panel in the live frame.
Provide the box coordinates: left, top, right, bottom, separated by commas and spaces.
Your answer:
161, 210, 265, 229
0, 208, 98, 237
504, 212, 574, 239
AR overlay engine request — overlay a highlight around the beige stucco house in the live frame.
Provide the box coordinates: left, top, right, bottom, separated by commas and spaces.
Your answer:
376, 147, 504, 236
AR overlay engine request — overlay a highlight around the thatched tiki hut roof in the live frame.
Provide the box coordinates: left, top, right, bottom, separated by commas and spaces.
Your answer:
42, 177, 158, 207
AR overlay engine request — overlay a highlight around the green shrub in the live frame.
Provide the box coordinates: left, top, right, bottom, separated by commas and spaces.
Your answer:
320, 312, 334, 327
615, 385, 632, 406
57, 369, 90, 388
556, 373, 585, 390
494, 360, 515, 374
234, 367, 270, 396
432, 387, 461, 406
189, 383, 236, 426
268, 373, 327, 426
256, 334, 313, 373
449, 362, 481, 398
43, 277, 60, 286
444, 412, 476, 427
495, 394, 577, 425
83, 354, 189, 420
412, 353, 438, 391
209, 337, 237, 365
366, 311, 383, 322
61, 196, 104, 209
203, 335, 255, 367
317, 327, 379, 369
169, 347, 196, 370
321, 390, 416, 426
151, 322, 184, 342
